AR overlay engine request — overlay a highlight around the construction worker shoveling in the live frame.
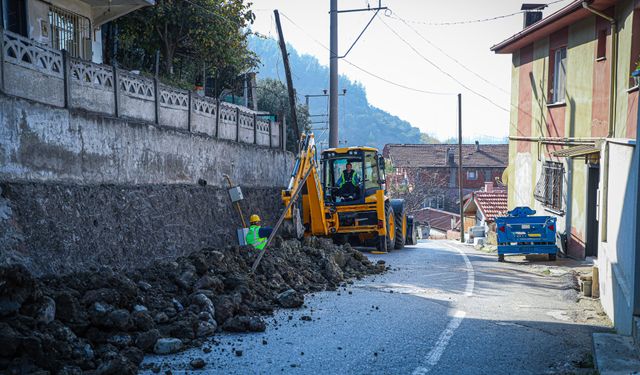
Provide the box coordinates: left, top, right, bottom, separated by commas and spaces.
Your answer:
246, 214, 273, 250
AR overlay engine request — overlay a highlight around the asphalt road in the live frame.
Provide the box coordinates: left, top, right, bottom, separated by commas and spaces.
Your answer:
142, 240, 611, 374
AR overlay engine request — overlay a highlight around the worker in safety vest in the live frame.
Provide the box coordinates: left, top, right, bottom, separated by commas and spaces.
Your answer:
336, 162, 361, 198
246, 214, 273, 250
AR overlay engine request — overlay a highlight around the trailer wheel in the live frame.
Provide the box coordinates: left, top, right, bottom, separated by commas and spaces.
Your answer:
549, 253, 556, 261
498, 254, 505, 262
406, 216, 417, 245
390, 199, 406, 250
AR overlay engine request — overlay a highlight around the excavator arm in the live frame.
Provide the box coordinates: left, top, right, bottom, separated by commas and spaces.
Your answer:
281, 133, 330, 238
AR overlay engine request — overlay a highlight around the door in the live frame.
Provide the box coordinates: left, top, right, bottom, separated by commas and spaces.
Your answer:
585, 164, 600, 257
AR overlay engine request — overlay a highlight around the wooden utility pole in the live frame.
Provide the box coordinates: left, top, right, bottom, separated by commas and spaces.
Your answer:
458, 93, 465, 243
273, 10, 300, 143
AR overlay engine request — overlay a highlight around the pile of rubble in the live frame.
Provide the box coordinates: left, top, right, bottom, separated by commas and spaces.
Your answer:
0, 238, 384, 374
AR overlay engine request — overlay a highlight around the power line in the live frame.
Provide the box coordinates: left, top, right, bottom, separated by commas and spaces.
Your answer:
377, 16, 510, 112
277, 11, 455, 96
389, 11, 510, 95
383, 0, 570, 26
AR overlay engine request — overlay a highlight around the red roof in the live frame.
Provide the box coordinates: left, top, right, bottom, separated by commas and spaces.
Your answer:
491, 0, 617, 54
412, 207, 460, 231
383, 143, 508, 168
465, 188, 508, 222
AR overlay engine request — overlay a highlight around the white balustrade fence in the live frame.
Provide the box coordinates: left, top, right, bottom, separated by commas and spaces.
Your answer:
0, 29, 283, 150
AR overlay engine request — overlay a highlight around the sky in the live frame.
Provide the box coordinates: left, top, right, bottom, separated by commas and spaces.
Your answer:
248, 0, 571, 141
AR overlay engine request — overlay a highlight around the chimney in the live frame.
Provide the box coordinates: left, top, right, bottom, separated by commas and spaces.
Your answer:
484, 181, 494, 193
475, 140, 480, 151
446, 148, 454, 164
521, 4, 547, 28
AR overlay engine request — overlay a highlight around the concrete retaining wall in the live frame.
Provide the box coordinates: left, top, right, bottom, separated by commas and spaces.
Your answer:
0, 94, 293, 276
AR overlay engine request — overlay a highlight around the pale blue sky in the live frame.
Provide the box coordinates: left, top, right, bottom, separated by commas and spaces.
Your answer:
249, 0, 570, 141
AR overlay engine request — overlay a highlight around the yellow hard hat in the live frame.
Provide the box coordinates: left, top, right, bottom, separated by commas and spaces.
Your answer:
249, 214, 261, 223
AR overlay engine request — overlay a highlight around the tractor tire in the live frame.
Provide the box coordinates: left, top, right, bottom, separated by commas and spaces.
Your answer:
333, 234, 349, 246
376, 201, 395, 253
406, 216, 418, 245
390, 199, 406, 250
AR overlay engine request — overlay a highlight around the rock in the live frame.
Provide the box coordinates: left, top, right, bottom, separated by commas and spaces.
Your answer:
95, 356, 136, 375
0, 264, 38, 317
190, 358, 206, 369
196, 320, 217, 338
82, 288, 120, 306
300, 315, 312, 321
107, 334, 132, 348
235, 349, 243, 357
175, 271, 196, 290
222, 316, 266, 332
55, 292, 83, 323
137, 281, 152, 291
213, 296, 238, 324
276, 289, 304, 308
194, 275, 223, 291
132, 310, 155, 331
58, 366, 83, 375
121, 346, 144, 366
154, 312, 169, 324
190, 293, 215, 315
0, 323, 19, 356
133, 304, 148, 312
172, 298, 184, 312
135, 329, 160, 351
153, 338, 183, 355
34, 296, 56, 324
106, 309, 131, 330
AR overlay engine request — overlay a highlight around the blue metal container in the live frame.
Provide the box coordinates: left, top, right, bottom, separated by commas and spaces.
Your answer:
495, 207, 558, 261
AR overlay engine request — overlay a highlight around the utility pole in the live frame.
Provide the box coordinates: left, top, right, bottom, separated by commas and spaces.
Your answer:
329, 0, 386, 148
329, 0, 339, 147
458, 93, 465, 243
274, 9, 300, 143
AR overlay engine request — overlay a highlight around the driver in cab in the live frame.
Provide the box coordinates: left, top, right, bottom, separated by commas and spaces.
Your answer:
336, 162, 361, 200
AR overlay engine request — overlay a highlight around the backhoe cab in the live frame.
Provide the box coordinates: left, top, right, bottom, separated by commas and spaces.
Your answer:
282, 133, 413, 252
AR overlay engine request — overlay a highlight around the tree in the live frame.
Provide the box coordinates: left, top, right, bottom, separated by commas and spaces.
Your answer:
387, 168, 450, 214
256, 78, 309, 152
113, 0, 257, 92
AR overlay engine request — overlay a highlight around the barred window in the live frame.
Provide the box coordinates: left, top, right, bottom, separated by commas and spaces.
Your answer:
534, 161, 564, 211
48, 5, 91, 60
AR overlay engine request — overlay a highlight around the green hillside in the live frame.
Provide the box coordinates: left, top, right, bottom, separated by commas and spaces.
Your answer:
249, 36, 424, 150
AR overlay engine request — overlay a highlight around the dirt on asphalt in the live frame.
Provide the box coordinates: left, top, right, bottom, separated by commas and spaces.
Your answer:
0, 237, 385, 374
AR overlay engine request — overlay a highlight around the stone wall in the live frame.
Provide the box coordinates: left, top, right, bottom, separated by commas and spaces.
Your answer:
0, 93, 294, 276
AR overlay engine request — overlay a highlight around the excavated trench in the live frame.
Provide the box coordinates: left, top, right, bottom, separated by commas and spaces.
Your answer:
0, 238, 385, 374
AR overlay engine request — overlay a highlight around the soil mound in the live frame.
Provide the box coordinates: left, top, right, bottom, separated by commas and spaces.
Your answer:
0, 238, 383, 374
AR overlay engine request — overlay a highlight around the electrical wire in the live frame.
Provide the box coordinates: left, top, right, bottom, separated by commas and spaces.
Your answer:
389, 11, 510, 95
377, 16, 510, 112
278, 11, 456, 96
383, 0, 570, 26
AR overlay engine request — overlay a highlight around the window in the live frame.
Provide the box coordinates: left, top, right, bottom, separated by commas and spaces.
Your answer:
483, 169, 492, 182
423, 195, 445, 210
49, 5, 91, 60
467, 170, 478, 180
550, 47, 567, 103
3, 0, 27, 36
534, 161, 564, 211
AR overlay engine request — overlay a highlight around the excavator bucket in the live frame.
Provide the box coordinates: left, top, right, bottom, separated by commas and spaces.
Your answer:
280, 207, 305, 239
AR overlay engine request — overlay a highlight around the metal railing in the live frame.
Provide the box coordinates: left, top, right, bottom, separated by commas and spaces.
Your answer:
534, 161, 564, 211
48, 5, 91, 60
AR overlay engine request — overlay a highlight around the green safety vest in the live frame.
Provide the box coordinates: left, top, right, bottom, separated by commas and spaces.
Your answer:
339, 171, 358, 188
246, 225, 267, 250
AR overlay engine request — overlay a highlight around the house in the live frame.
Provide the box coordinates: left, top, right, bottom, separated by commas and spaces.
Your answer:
463, 182, 508, 230
1, 0, 154, 64
383, 142, 508, 213
491, 0, 639, 336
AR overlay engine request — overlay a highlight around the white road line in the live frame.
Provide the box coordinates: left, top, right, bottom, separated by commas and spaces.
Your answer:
444, 243, 475, 297
412, 243, 475, 374
412, 310, 467, 375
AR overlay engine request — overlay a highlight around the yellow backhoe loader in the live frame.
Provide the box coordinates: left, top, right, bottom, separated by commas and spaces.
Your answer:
282, 133, 414, 252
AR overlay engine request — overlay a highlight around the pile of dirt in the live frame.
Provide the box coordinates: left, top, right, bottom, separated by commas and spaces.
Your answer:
0, 238, 384, 374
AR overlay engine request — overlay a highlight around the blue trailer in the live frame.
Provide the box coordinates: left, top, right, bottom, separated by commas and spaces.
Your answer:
495, 207, 558, 262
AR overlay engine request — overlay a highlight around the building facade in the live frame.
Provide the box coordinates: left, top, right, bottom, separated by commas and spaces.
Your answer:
492, 0, 639, 335
383, 142, 508, 214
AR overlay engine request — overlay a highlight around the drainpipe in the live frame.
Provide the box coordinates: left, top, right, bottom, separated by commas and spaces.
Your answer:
582, 1, 618, 241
